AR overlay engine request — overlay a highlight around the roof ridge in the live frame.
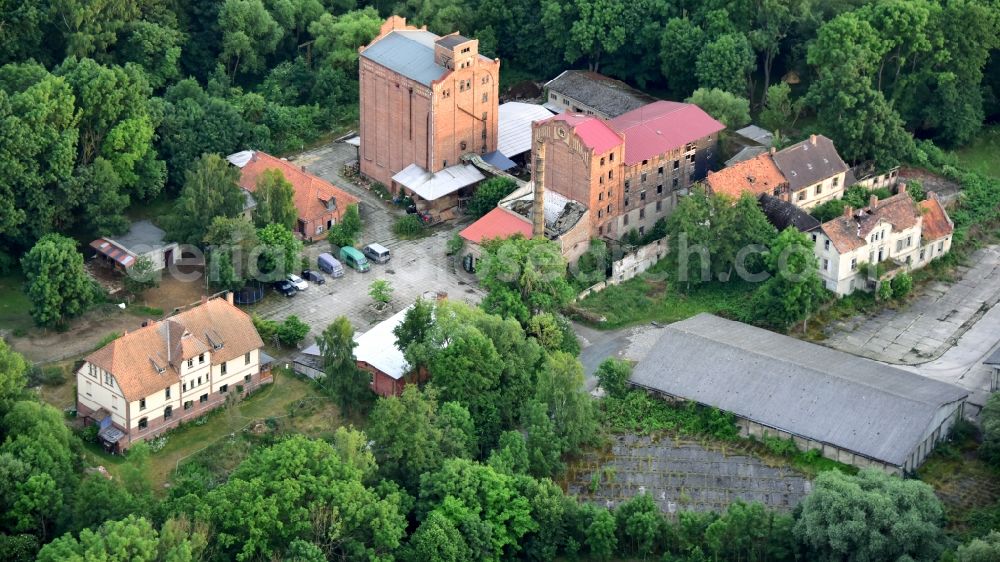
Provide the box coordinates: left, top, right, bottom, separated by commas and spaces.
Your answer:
674, 316, 956, 408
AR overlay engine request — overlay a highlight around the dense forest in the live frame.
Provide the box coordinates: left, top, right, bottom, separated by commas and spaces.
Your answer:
3, 1, 1000, 560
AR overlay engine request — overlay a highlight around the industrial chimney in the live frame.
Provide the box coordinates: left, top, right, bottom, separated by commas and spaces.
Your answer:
532, 140, 546, 238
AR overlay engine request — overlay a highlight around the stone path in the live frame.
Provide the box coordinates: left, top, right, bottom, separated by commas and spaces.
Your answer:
822, 246, 1000, 365
565, 434, 811, 515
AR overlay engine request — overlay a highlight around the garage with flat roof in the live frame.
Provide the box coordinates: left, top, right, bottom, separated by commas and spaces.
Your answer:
630, 314, 968, 474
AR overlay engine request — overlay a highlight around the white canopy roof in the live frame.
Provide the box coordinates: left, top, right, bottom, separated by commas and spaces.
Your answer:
354, 304, 414, 380
392, 163, 484, 201
498, 102, 554, 158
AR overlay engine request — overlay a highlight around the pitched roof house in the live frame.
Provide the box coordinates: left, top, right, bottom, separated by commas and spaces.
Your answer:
771, 134, 849, 209
76, 296, 272, 452
706, 152, 788, 200
812, 187, 954, 295
228, 150, 360, 241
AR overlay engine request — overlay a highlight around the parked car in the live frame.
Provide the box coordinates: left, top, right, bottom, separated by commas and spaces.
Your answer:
287, 273, 309, 291
363, 243, 391, 264
317, 252, 345, 277
340, 246, 371, 272
302, 269, 325, 284
274, 280, 296, 297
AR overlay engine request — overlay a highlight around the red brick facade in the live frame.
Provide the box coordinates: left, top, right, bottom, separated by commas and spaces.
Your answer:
359, 17, 500, 191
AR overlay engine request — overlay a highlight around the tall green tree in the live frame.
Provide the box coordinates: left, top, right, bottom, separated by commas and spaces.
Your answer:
393, 297, 435, 354
752, 228, 827, 330
368, 386, 452, 491
479, 236, 575, 326
204, 216, 259, 291
695, 33, 755, 96
795, 469, 946, 561
0, 339, 28, 408
252, 168, 297, 228
659, 18, 705, 98
165, 153, 246, 245
317, 316, 370, 415
308, 7, 382, 70
686, 87, 750, 129
468, 177, 516, 219
21, 234, 95, 327
256, 223, 301, 278
218, 0, 284, 78
327, 203, 361, 248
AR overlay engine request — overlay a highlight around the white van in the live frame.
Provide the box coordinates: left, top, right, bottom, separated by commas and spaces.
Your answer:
363, 243, 391, 264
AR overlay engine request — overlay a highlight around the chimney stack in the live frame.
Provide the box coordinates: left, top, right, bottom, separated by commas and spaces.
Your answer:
226, 291, 234, 305
897, 182, 907, 194
843, 205, 853, 219
869, 194, 879, 207
769, 146, 776, 155
810, 134, 817, 146
532, 140, 546, 238
201, 295, 209, 304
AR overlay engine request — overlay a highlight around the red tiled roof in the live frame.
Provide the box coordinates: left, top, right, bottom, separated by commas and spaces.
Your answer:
609, 101, 725, 165
85, 298, 264, 402
821, 193, 920, 253
539, 113, 623, 154
237, 151, 360, 222
459, 207, 533, 244
706, 154, 787, 199
918, 197, 953, 241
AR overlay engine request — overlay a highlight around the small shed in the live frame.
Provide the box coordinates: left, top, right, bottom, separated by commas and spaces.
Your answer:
985, 346, 1000, 391
90, 220, 178, 273
354, 304, 429, 396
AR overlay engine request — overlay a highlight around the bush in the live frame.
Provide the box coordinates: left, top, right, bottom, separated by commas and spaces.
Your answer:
761, 435, 799, 457
468, 177, 517, 218
276, 315, 309, 347
877, 281, 893, 301
596, 359, 631, 399
328, 204, 362, 248
446, 233, 465, 255
891, 272, 913, 299
252, 313, 279, 344
27, 365, 66, 387
602, 390, 739, 441
393, 215, 427, 239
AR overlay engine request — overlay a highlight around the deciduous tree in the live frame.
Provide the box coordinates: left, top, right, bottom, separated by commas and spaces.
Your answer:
165, 153, 247, 245
468, 177, 516, 219
21, 234, 95, 327
317, 316, 369, 415
253, 168, 297, 229
686, 87, 750, 129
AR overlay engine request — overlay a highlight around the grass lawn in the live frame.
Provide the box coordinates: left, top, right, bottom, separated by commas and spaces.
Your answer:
573, 271, 756, 329
953, 125, 1000, 179
0, 272, 33, 335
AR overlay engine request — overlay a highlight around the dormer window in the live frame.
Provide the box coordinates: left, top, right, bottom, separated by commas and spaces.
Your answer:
199, 353, 205, 364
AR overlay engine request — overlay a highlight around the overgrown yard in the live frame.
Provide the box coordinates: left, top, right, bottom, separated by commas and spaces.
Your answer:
573, 271, 756, 329
80, 369, 340, 490
0, 272, 32, 335
917, 426, 1000, 537
953, 125, 1000, 179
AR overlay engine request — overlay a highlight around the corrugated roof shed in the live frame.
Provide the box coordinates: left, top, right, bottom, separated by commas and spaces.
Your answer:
631, 314, 968, 467
354, 304, 414, 380
498, 102, 553, 157
734, 125, 774, 147
360, 30, 446, 86
545, 70, 657, 118
392, 162, 485, 201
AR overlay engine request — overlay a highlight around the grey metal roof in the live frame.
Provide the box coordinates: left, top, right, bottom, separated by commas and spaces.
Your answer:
725, 145, 767, 167
734, 125, 774, 147
436, 34, 469, 49
630, 314, 968, 466
392, 162, 485, 201
545, 70, 657, 118
498, 101, 553, 157
771, 135, 849, 192
758, 194, 820, 233
113, 220, 169, 251
985, 346, 1000, 366
361, 30, 446, 86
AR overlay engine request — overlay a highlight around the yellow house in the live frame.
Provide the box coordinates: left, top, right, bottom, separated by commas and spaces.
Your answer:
76, 295, 271, 452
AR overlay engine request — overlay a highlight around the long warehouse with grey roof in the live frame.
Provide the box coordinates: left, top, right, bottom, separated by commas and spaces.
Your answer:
630, 314, 968, 474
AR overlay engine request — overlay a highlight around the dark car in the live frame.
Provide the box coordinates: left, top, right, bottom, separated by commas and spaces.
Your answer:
274, 279, 296, 297
302, 269, 325, 284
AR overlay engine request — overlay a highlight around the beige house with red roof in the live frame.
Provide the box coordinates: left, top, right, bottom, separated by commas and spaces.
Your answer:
227, 150, 360, 242
76, 295, 271, 452
812, 186, 953, 295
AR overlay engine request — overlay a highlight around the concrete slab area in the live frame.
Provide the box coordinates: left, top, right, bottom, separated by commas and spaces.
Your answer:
823, 245, 1000, 366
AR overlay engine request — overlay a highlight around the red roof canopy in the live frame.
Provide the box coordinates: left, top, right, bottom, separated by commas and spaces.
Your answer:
459, 207, 533, 244
609, 101, 725, 165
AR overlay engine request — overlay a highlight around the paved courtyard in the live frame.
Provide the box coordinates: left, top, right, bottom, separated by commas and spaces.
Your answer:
822, 245, 1000, 366
244, 143, 483, 345
565, 434, 811, 514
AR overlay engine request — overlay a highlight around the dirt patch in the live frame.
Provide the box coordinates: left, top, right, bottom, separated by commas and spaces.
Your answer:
137, 271, 209, 315
899, 167, 961, 203
503, 80, 542, 101
9, 305, 147, 364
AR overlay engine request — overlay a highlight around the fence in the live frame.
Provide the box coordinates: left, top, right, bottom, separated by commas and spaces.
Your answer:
576, 237, 668, 300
